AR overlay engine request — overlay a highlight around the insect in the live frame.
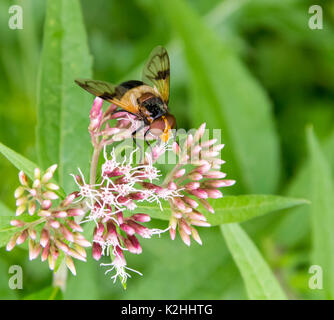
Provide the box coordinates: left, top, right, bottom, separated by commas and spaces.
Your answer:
75, 46, 176, 150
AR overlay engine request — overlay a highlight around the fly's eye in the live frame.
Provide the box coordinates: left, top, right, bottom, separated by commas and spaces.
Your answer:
150, 118, 165, 137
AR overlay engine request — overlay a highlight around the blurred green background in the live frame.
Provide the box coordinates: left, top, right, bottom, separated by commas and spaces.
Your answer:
0, 0, 334, 299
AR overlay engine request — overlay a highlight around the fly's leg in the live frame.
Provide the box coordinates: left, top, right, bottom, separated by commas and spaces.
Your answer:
131, 122, 147, 163
144, 128, 154, 156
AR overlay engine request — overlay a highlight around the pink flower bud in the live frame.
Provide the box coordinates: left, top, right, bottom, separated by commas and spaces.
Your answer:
65, 255, 76, 275
45, 183, 59, 191
34, 168, 41, 179
173, 211, 183, 219
120, 223, 136, 236
194, 123, 206, 141
16, 197, 27, 206
131, 214, 151, 223
191, 227, 202, 245
186, 134, 194, 148
53, 210, 67, 218
41, 199, 52, 210
169, 227, 176, 240
6, 233, 19, 251
126, 220, 149, 238
191, 145, 201, 156
187, 210, 207, 221
28, 228, 37, 240
188, 172, 203, 181
92, 242, 102, 261
172, 197, 187, 211
203, 171, 227, 179
28, 201, 36, 215
67, 220, 83, 232
74, 237, 91, 248
172, 142, 180, 155
68, 248, 86, 262
129, 192, 147, 200
18, 171, 28, 186
204, 189, 223, 199
167, 181, 178, 190
60, 225, 75, 242
89, 97, 103, 131
201, 138, 217, 148
182, 196, 199, 208
32, 179, 41, 189
67, 208, 85, 216
194, 163, 211, 174
173, 168, 186, 179
188, 189, 208, 199
15, 205, 26, 216
185, 182, 200, 190
16, 229, 28, 245
94, 222, 105, 239
61, 192, 79, 207
49, 219, 60, 229
38, 210, 51, 217
43, 191, 59, 200
55, 240, 70, 253
179, 218, 191, 235
189, 219, 211, 227
73, 244, 87, 258
10, 220, 25, 227
141, 182, 163, 193
14, 186, 25, 199
179, 227, 191, 246
40, 228, 49, 247
198, 199, 215, 214
213, 144, 225, 152
41, 243, 50, 261
29, 240, 41, 260
128, 235, 142, 254
123, 237, 137, 254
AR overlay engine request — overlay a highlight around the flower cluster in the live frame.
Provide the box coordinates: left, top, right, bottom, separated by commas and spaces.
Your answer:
6, 97, 235, 286
163, 124, 236, 245
7, 165, 90, 275
72, 147, 181, 283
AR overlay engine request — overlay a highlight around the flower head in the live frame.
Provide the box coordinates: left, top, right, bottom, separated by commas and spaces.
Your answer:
8, 165, 89, 275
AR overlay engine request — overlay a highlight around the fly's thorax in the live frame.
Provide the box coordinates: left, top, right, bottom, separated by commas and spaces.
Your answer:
121, 85, 155, 107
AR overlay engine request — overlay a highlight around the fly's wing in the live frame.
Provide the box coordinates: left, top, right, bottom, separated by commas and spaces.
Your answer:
142, 46, 170, 105
74, 78, 139, 114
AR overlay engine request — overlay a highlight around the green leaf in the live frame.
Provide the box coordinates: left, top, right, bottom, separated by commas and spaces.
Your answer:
273, 129, 334, 247
0, 141, 37, 180
37, 0, 93, 192
221, 223, 287, 300
133, 195, 308, 225
307, 126, 334, 299
24, 286, 63, 300
159, 0, 281, 194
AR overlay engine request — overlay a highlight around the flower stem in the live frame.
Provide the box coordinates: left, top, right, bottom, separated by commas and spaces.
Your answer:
53, 261, 68, 292
90, 145, 102, 185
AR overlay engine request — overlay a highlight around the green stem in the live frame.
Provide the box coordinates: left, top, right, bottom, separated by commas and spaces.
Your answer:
90, 144, 102, 185
53, 261, 67, 292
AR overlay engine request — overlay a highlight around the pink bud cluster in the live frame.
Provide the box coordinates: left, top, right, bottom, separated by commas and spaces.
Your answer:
92, 212, 152, 261
165, 123, 236, 246
7, 165, 90, 275
89, 97, 144, 149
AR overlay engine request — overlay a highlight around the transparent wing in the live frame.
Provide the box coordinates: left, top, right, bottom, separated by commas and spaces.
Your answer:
142, 46, 170, 104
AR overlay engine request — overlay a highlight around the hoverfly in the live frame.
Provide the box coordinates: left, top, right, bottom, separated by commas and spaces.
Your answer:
75, 46, 176, 149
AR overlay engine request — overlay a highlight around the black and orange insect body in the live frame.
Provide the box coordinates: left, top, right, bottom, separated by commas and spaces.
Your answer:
75, 46, 176, 146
